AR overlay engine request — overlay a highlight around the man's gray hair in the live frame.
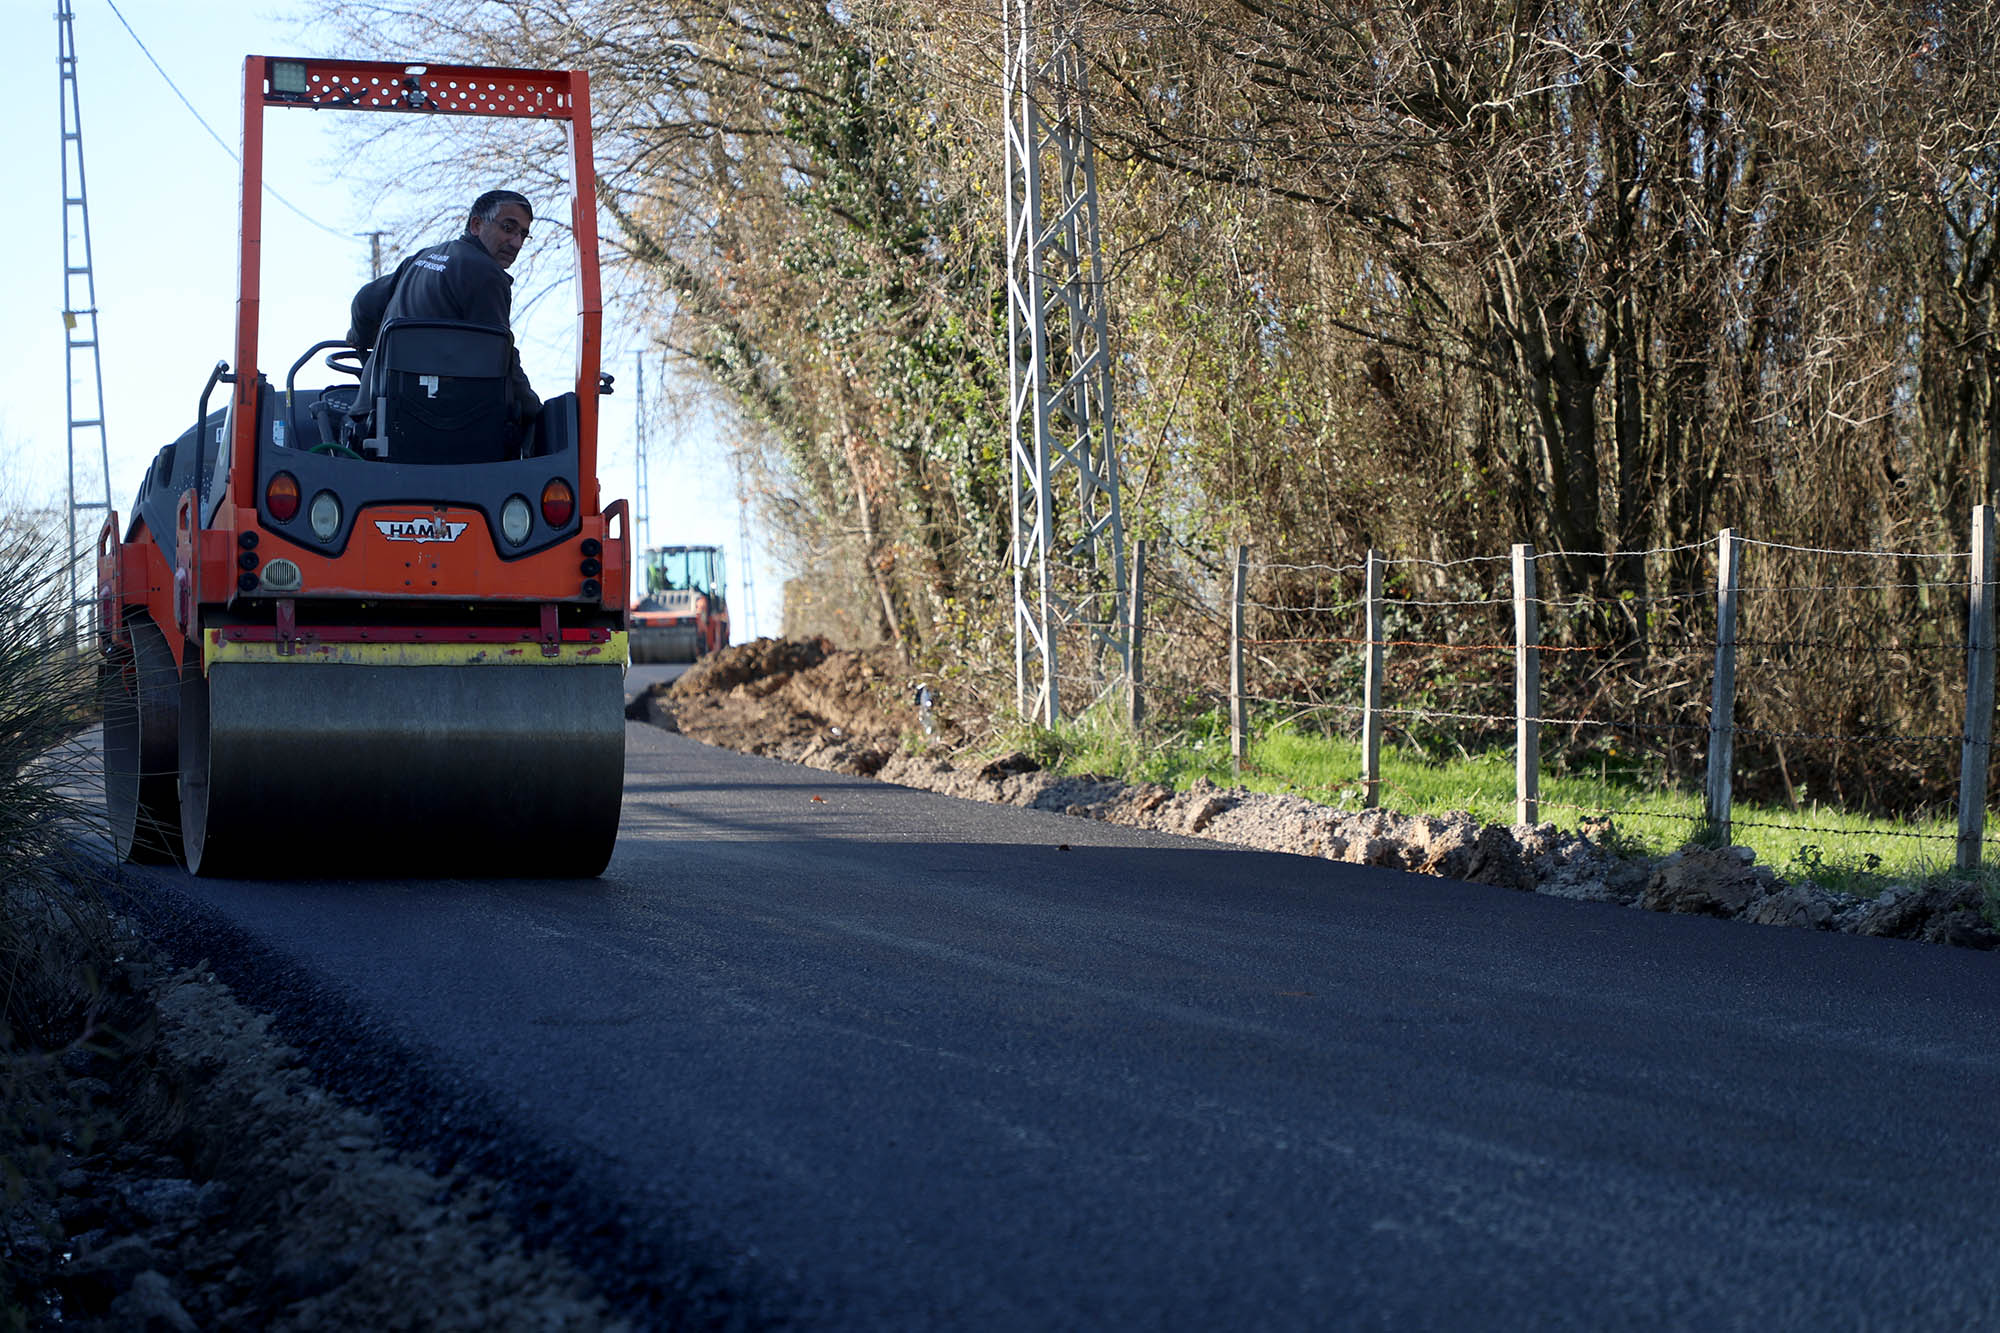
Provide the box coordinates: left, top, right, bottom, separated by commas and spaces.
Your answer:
469, 189, 532, 222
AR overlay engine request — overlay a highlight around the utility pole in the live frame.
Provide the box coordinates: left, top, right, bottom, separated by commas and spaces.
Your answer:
357, 229, 389, 279
1001, 0, 1130, 725
56, 0, 114, 644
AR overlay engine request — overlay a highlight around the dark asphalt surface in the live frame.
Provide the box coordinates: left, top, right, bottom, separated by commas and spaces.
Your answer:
126, 721, 2000, 1330
622, 662, 689, 703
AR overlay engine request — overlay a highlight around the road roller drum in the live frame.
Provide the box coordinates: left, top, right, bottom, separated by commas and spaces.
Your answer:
629, 625, 702, 664
178, 644, 624, 877
102, 617, 184, 865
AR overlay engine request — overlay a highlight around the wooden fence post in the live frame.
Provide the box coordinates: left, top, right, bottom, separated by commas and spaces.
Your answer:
1362, 549, 1385, 808
1958, 505, 1996, 871
1705, 529, 1742, 845
1229, 543, 1248, 781
1127, 541, 1147, 730
1513, 544, 1540, 827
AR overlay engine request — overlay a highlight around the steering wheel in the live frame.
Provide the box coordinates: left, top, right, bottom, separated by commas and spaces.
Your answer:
285, 339, 365, 404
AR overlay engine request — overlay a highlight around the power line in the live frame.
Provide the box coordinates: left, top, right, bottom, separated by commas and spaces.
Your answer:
101, 0, 349, 239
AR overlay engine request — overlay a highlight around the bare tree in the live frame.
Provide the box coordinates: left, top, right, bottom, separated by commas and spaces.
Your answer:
306, 0, 2000, 802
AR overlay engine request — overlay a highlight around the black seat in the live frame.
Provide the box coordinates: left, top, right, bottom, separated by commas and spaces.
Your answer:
356, 319, 514, 463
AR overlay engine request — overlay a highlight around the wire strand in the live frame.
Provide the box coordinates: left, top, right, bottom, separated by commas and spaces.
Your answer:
104, 0, 350, 240
1726, 816, 1958, 842
1738, 538, 1969, 560
1535, 799, 1704, 824
1736, 581, 1973, 594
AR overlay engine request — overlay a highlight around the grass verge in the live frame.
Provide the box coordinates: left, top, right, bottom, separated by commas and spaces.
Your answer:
1000, 706, 2000, 913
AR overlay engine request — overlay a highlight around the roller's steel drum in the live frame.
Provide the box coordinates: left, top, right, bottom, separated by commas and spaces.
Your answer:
629, 626, 702, 664
181, 661, 624, 877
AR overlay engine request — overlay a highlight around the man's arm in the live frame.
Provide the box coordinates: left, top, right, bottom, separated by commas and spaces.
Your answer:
508, 352, 542, 419
346, 262, 406, 353
448, 246, 513, 331
446, 247, 540, 417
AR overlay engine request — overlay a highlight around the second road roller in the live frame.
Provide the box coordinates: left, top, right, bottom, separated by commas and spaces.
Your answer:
629, 544, 730, 663
98, 55, 629, 878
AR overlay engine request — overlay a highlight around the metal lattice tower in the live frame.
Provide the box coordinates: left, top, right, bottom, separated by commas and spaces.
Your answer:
57, 0, 114, 641
734, 450, 759, 643
634, 352, 652, 555
1001, 0, 1129, 725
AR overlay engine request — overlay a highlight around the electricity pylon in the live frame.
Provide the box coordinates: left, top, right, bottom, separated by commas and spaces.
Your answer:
734, 450, 759, 643
634, 352, 651, 555
1000, 0, 1129, 725
57, 0, 114, 643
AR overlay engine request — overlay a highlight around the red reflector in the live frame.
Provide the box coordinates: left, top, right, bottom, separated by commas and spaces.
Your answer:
266, 471, 300, 522
541, 479, 574, 527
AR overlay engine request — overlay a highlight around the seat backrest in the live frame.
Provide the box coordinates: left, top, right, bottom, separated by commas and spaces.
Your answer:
371, 319, 514, 463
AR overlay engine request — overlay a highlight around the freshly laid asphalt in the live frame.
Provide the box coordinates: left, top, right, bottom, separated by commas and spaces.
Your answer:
125, 721, 2000, 1330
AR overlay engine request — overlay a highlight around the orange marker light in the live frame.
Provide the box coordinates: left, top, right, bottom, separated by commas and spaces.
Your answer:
266, 471, 301, 522
541, 478, 574, 527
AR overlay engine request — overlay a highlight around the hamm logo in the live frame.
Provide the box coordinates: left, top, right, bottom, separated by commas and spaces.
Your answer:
374, 517, 469, 544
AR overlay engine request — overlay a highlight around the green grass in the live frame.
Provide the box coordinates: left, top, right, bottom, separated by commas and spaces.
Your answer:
998, 708, 1998, 900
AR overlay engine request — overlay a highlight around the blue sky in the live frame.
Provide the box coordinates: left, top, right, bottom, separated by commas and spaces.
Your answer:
2, 0, 778, 637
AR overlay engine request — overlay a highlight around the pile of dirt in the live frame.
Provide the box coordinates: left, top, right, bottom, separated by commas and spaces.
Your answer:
629, 637, 952, 777
634, 639, 2000, 951
670, 636, 835, 697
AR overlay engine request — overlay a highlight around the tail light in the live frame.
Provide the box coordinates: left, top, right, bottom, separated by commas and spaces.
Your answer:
266, 471, 300, 522
541, 478, 574, 527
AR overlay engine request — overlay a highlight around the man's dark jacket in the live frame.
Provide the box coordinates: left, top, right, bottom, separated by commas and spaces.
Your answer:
346, 233, 540, 418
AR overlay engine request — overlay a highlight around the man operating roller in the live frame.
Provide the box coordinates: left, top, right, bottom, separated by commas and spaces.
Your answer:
344, 188, 542, 449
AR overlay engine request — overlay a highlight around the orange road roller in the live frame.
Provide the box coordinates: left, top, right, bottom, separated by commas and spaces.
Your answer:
98, 56, 629, 877
629, 544, 730, 663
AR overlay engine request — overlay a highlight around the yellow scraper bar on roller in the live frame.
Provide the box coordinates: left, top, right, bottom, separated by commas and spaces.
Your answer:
204, 630, 629, 669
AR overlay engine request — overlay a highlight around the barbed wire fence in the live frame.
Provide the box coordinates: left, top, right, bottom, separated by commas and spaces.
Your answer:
1106, 507, 2000, 870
